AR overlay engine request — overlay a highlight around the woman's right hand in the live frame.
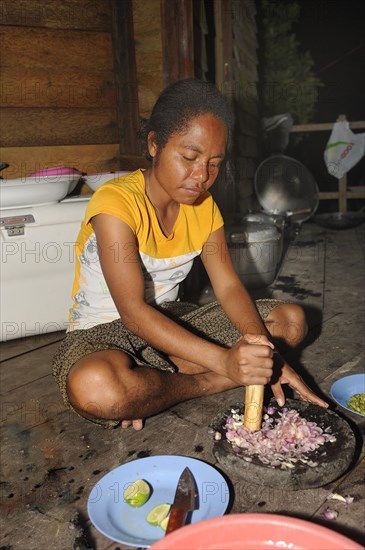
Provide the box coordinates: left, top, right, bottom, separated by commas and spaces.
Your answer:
224, 334, 275, 386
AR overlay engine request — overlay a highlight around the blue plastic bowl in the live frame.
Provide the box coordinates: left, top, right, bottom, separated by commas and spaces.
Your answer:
330, 373, 365, 417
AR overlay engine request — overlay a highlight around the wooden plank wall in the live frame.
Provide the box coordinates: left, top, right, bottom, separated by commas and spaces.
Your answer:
0, 0, 163, 180
0, 0, 123, 179
0, 0, 259, 196
230, 0, 260, 212
133, 0, 164, 118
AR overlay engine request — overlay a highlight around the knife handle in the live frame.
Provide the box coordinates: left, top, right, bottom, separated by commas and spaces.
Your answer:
165, 508, 186, 535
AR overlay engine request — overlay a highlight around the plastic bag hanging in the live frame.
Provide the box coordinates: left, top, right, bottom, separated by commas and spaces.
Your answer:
324, 118, 365, 179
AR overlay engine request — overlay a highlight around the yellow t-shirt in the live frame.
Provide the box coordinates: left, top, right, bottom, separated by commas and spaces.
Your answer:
68, 169, 224, 330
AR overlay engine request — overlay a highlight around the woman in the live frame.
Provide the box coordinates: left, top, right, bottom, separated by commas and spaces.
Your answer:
53, 79, 327, 430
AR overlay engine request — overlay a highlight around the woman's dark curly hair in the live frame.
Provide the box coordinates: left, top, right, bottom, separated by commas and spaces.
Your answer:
139, 78, 234, 160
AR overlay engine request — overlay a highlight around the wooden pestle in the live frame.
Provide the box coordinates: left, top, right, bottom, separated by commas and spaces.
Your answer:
244, 384, 264, 431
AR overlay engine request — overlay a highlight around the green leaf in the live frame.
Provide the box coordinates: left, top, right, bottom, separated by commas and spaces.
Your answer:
259, 0, 322, 123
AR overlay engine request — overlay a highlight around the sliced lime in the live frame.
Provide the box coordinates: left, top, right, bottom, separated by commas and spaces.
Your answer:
159, 515, 170, 531
146, 503, 171, 526
123, 479, 151, 507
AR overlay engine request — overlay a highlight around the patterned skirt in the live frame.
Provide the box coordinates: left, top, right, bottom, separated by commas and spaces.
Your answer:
52, 299, 284, 428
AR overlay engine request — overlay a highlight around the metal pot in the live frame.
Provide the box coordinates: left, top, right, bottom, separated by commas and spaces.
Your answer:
225, 221, 283, 288
255, 155, 319, 223
240, 211, 286, 231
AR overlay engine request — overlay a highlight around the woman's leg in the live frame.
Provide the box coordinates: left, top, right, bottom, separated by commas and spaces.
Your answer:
264, 303, 308, 349
65, 303, 308, 426
66, 349, 237, 424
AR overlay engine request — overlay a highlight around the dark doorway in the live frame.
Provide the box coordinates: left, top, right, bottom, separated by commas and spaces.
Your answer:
193, 0, 216, 82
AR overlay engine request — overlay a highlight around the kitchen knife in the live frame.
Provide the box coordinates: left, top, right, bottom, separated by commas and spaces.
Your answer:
165, 467, 196, 535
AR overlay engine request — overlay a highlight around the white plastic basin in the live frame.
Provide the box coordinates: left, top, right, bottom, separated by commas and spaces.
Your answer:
84, 171, 132, 191
0, 174, 81, 209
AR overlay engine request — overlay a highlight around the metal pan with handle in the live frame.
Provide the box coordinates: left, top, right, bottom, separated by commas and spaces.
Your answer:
255, 154, 319, 225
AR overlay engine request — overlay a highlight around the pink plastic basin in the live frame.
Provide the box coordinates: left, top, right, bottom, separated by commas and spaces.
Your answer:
150, 514, 363, 550
30, 167, 81, 177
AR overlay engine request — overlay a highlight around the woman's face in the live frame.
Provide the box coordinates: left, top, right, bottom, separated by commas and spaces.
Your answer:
148, 113, 228, 204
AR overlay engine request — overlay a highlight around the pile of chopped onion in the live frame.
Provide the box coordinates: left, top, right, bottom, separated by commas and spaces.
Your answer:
224, 406, 336, 470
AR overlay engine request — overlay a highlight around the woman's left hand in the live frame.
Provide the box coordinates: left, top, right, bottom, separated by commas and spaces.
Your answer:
271, 362, 328, 409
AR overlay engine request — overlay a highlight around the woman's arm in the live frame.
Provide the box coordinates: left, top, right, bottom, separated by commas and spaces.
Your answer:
202, 226, 328, 408
202, 226, 268, 336
91, 214, 273, 386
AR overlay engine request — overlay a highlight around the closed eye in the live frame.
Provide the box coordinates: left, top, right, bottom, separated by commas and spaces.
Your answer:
183, 156, 221, 167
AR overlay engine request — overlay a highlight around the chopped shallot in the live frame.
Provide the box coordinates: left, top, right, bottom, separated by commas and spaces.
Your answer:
327, 492, 354, 505
323, 508, 338, 520
223, 406, 336, 470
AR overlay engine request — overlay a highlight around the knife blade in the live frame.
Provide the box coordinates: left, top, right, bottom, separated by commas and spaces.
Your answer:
165, 467, 196, 535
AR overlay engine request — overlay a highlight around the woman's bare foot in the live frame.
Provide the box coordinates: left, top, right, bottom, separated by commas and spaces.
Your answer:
121, 419, 144, 430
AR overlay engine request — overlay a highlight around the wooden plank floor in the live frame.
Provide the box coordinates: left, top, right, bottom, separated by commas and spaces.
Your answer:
1, 221, 364, 549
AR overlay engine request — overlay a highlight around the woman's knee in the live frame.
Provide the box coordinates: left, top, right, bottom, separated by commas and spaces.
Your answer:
266, 303, 308, 346
66, 351, 131, 419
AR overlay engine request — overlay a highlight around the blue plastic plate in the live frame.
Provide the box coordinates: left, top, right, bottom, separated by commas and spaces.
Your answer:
87, 455, 230, 547
330, 373, 365, 417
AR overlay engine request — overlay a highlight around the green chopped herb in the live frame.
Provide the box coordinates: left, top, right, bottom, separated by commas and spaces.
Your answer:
347, 393, 365, 415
